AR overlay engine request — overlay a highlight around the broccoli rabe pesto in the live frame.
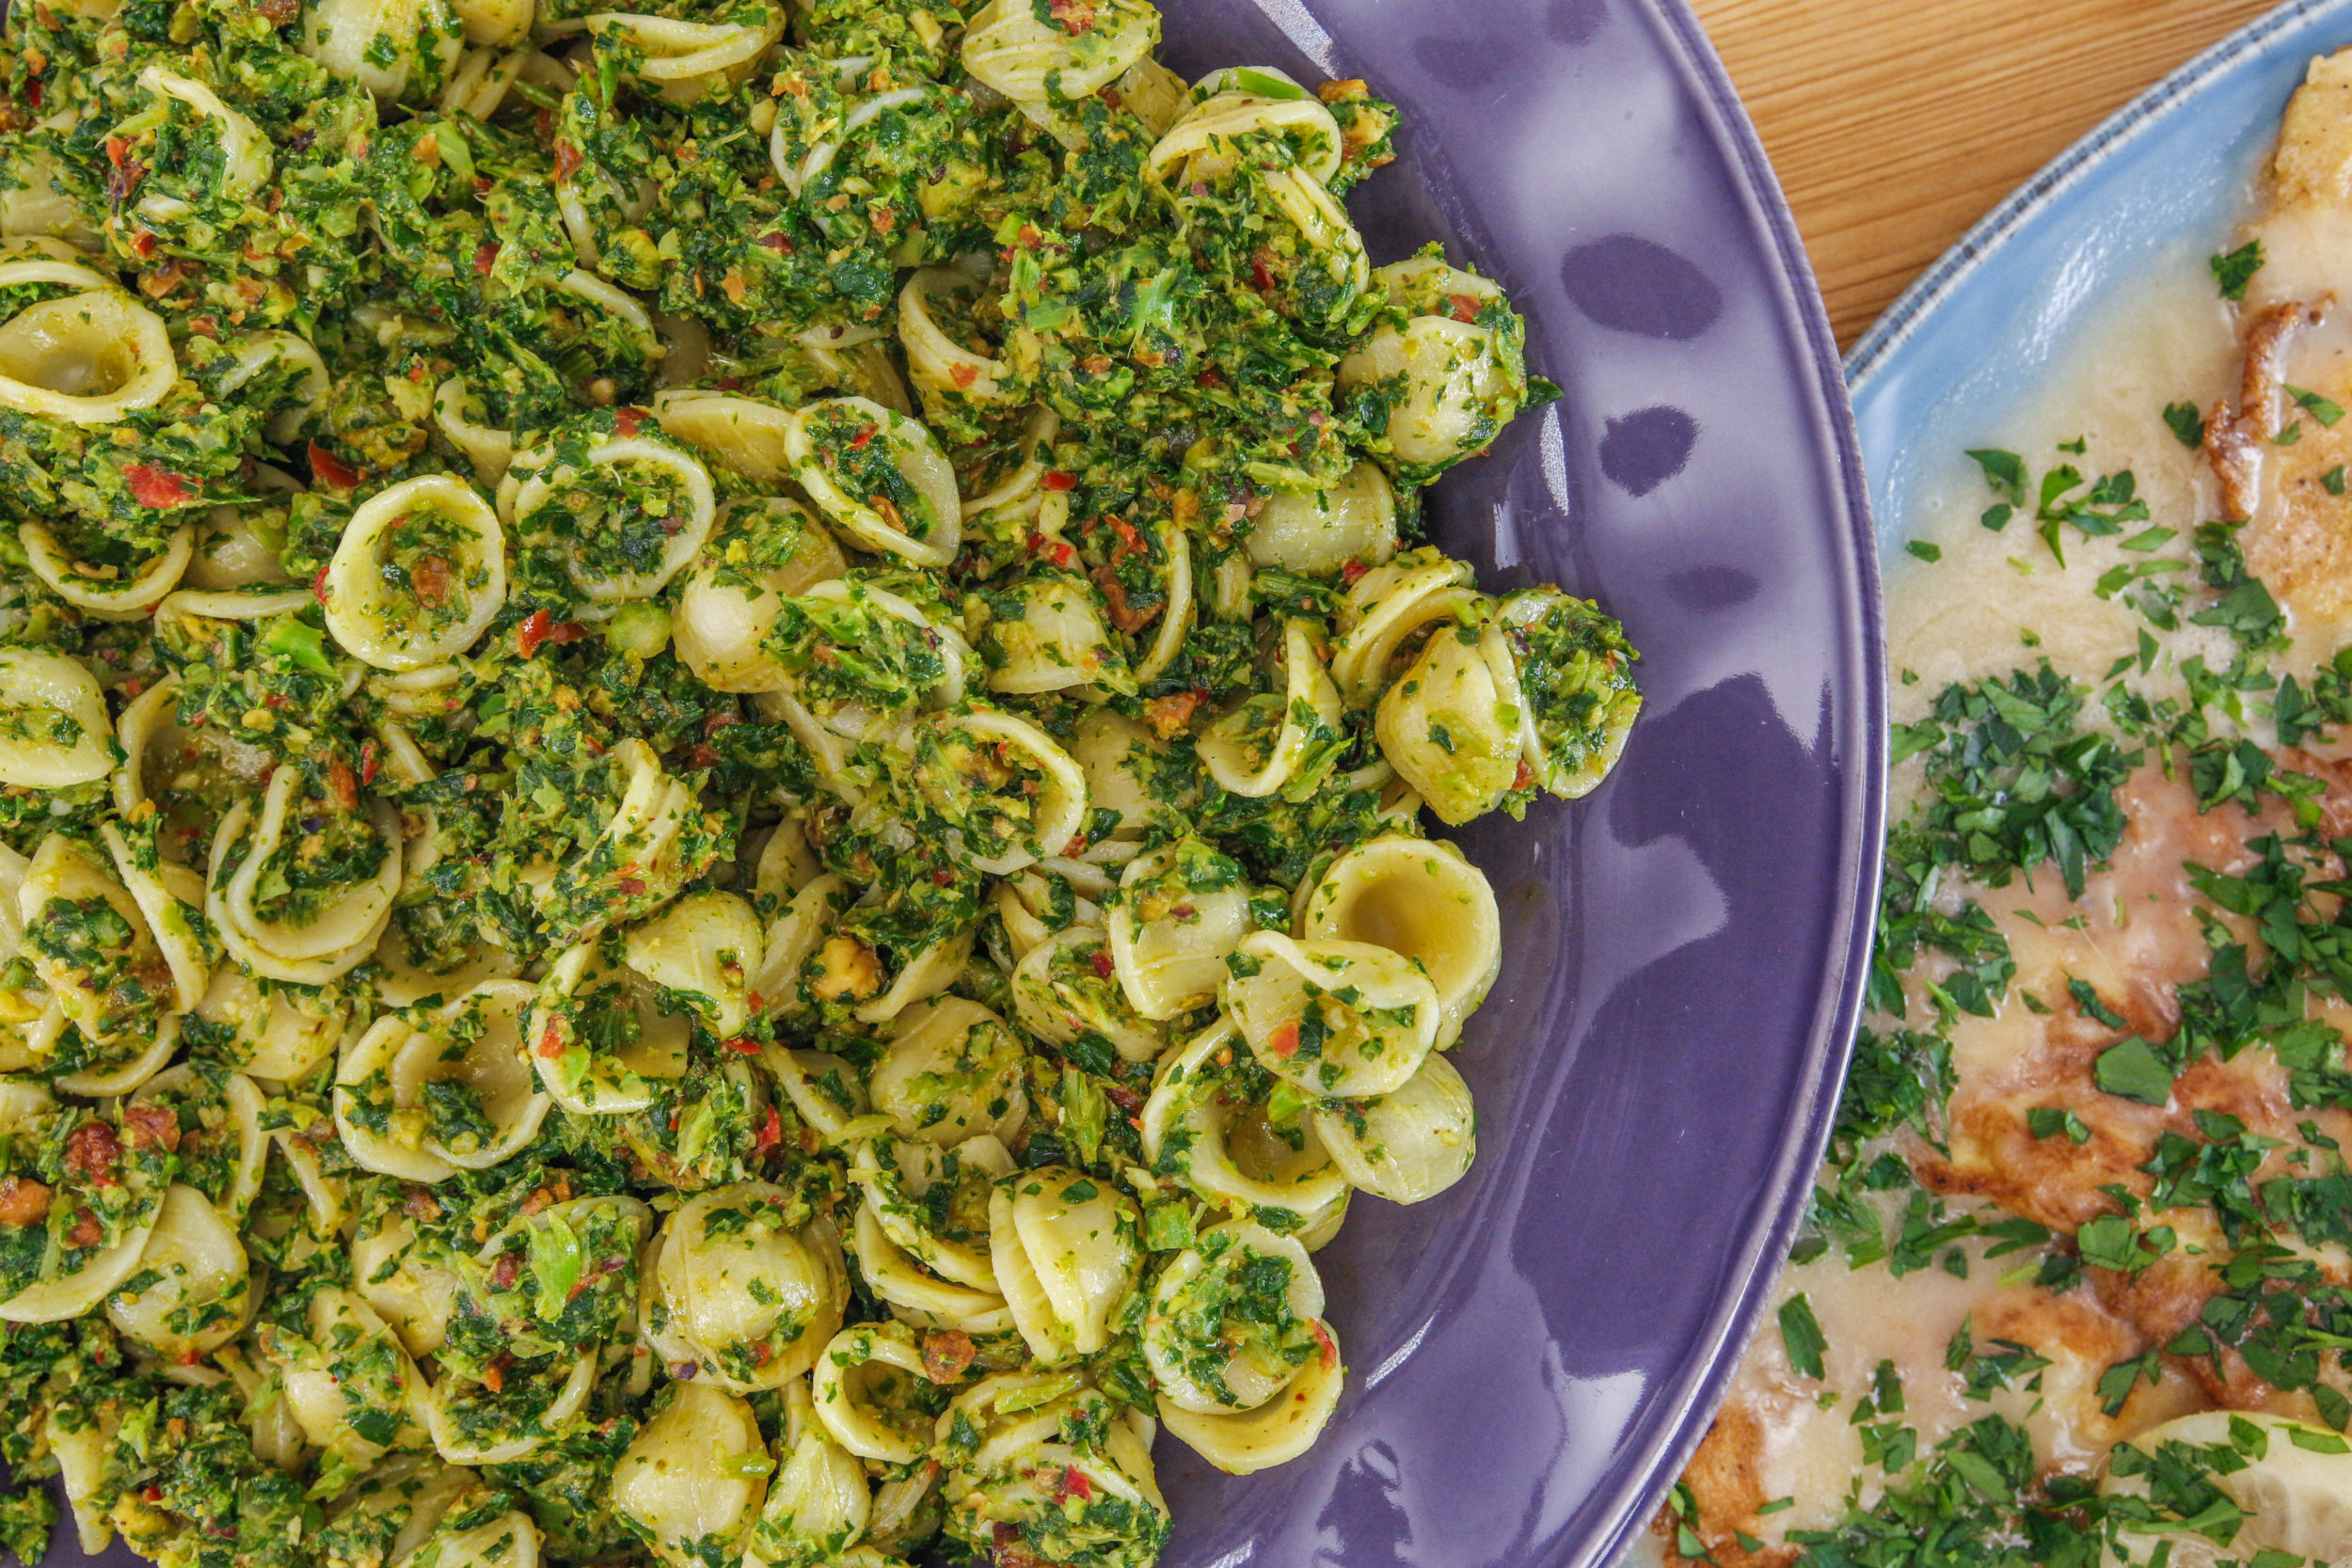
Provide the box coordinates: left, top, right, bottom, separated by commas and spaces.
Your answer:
0, 0, 1640, 1565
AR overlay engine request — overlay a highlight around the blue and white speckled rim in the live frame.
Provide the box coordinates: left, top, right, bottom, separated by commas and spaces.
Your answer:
1849, 0, 2352, 391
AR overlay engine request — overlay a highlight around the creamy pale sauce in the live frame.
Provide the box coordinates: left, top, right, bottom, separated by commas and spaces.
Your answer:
1652, 94, 2352, 1568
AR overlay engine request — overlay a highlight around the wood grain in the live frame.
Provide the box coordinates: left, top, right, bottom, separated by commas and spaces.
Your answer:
1691, 0, 2284, 346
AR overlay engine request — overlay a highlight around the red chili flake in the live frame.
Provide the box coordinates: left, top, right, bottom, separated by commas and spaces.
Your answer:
1051, 1465, 1094, 1503
123, 464, 196, 510
1089, 948, 1116, 980
129, 230, 156, 259
1267, 1020, 1301, 1059
104, 135, 131, 170
1447, 293, 1482, 323
949, 361, 979, 389
65, 1121, 121, 1184
753, 1106, 783, 1153
1341, 559, 1370, 584
472, 241, 500, 277
535, 1026, 566, 1066
516, 609, 586, 658
480, 1360, 505, 1393
849, 423, 877, 451
613, 406, 647, 437
308, 441, 359, 491
359, 739, 382, 785
1311, 1319, 1338, 1367
1041, 469, 1077, 491
551, 140, 583, 182
1512, 758, 1535, 791
311, 562, 330, 604
720, 1036, 761, 1056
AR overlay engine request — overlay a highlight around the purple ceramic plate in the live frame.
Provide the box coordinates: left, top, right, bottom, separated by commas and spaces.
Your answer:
1134, 3, 1881, 1566
7, 4, 1881, 1567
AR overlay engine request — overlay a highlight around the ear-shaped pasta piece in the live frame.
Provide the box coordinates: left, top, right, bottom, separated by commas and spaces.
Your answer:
652, 390, 798, 482
935, 1373, 1170, 1566
212, 772, 402, 983
849, 1196, 1010, 1334
127, 1063, 269, 1222
868, 998, 1029, 1146
98, 823, 208, 1015
397, 981, 549, 1169
1143, 1221, 1325, 1414
960, 0, 1159, 103
851, 917, 977, 1026
22, 521, 194, 620
576, 6, 787, 103
1147, 75, 1343, 184
1329, 547, 1478, 704
193, 964, 348, 1083
1224, 932, 1441, 1099
527, 941, 693, 1115
333, 1016, 459, 1183
612, 1380, 771, 1565
769, 577, 972, 736
49, 1012, 181, 1099
1197, 620, 1345, 799
1374, 604, 1524, 825
981, 573, 1135, 696
1492, 585, 1643, 800
748, 873, 853, 1022
1068, 709, 1188, 842
898, 267, 1017, 414
1159, 1317, 1342, 1474
1011, 925, 1168, 1064
1311, 1052, 1478, 1204
750, 1377, 872, 1568
299, 0, 465, 101
912, 705, 1089, 875
780, 397, 961, 567
764, 1045, 869, 1142
136, 68, 272, 200
1339, 260, 1531, 477
432, 376, 515, 488
0, 241, 114, 293
350, 1208, 462, 1357
623, 890, 762, 1039
643, 1184, 847, 1392
852, 1133, 1013, 1293
504, 429, 715, 612
215, 332, 329, 445
673, 500, 847, 693
1138, 1019, 1351, 1219
808, 1323, 935, 1465
104, 1183, 251, 1357
18, 833, 173, 1048
413, 1507, 542, 1568
1300, 835, 1499, 1046
0, 649, 114, 787
323, 474, 506, 672
1106, 837, 1265, 1021
1248, 462, 1397, 577
266, 1288, 431, 1469
988, 1165, 1142, 1364
0, 290, 176, 425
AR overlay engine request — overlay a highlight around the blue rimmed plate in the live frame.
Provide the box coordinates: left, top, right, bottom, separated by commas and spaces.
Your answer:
3, 3, 1885, 1567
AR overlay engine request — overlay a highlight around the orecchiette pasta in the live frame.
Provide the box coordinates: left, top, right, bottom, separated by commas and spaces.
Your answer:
0, 8, 1642, 1565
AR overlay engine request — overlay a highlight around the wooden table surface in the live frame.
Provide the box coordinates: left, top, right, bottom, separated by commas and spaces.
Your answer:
1690, 0, 2285, 347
